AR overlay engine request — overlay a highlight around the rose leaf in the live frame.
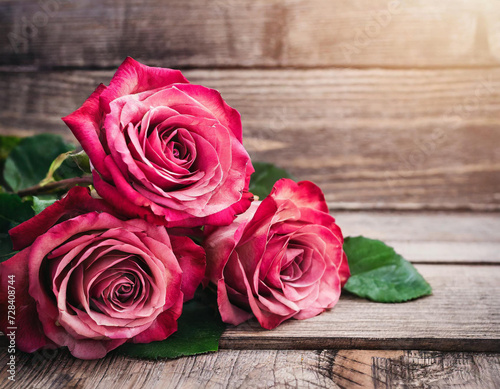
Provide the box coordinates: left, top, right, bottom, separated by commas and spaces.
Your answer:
53, 150, 92, 181
117, 298, 226, 359
249, 162, 295, 199
0, 135, 22, 167
0, 193, 35, 232
0, 238, 17, 263
3, 134, 74, 192
343, 236, 432, 303
39, 150, 74, 186
0, 193, 34, 262
0, 135, 22, 190
32, 196, 58, 215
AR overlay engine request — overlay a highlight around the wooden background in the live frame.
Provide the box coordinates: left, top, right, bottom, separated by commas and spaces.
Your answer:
0, 1, 499, 388
1, 0, 499, 209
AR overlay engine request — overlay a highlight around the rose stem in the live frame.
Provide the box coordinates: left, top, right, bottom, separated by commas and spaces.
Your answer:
16, 176, 94, 197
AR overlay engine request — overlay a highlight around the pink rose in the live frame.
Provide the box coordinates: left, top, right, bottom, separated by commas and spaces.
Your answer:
62, 57, 254, 228
0, 187, 205, 359
205, 179, 350, 329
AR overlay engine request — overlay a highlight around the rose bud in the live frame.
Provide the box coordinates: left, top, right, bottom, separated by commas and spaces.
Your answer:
62, 57, 254, 228
0, 187, 205, 359
205, 179, 350, 329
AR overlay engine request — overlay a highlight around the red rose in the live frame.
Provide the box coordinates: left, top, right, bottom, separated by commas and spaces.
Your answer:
0, 187, 205, 359
205, 179, 350, 329
62, 57, 254, 228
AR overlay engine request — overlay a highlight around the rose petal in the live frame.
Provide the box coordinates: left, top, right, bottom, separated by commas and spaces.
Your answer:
61, 84, 112, 181
170, 235, 206, 301
0, 249, 55, 352
99, 57, 189, 113
131, 294, 183, 343
9, 187, 116, 250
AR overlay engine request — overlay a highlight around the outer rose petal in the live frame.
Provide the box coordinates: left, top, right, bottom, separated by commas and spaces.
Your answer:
338, 252, 351, 287
92, 169, 166, 225
41, 318, 127, 360
204, 201, 260, 284
61, 84, 111, 180
0, 248, 55, 352
193, 191, 254, 229
170, 235, 206, 301
9, 186, 116, 251
131, 292, 183, 344
292, 307, 326, 321
272, 179, 329, 214
217, 277, 253, 326
173, 84, 243, 142
99, 57, 189, 113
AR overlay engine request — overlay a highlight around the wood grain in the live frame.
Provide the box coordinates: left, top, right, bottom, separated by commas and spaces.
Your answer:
335, 212, 500, 243
220, 264, 500, 352
335, 212, 500, 263
0, 348, 498, 389
333, 350, 500, 389
1, 68, 499, 209
1, 0, 500, 69
371, 241, 500, 264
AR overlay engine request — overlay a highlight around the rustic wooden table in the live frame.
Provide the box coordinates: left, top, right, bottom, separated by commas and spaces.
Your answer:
1, 0, 500, 387
1, 212, 499, 388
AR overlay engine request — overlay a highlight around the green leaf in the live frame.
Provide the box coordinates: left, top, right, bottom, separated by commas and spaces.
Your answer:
118, 297, 226, 359
343, 236, 432, 303
3, 134, 74, 192
0, 135, 22, 165
0, 193, 35, 232
0, 135, 23, 189
38, 149, 91, 187
249, 162, 295, 199
39, 151, 74, 186
32, 196, 58, 214
0, 193, 35, 262
0, 234, 17, 264
53, 150, 91, 181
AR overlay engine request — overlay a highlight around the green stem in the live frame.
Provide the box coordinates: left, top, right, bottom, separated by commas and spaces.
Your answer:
16, 176, 93, 197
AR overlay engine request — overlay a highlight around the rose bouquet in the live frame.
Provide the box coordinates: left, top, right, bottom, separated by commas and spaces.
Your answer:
0, 58, 431, 360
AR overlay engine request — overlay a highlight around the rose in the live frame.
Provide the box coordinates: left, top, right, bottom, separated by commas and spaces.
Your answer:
62, 57, 254, 228
0, 187, 205, 359
204, 179, 350, 329
0, 188, 206, 359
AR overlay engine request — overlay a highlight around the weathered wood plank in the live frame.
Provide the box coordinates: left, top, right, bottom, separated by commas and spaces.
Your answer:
333, 350, 500, 389
1, 0, 500, 69
0, 348, 499, 389
220, 264, 500, 352
1, 68, 499, 209
335, 212, 500, 263
380, 241, 500, 263
335, 212, 500, 243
